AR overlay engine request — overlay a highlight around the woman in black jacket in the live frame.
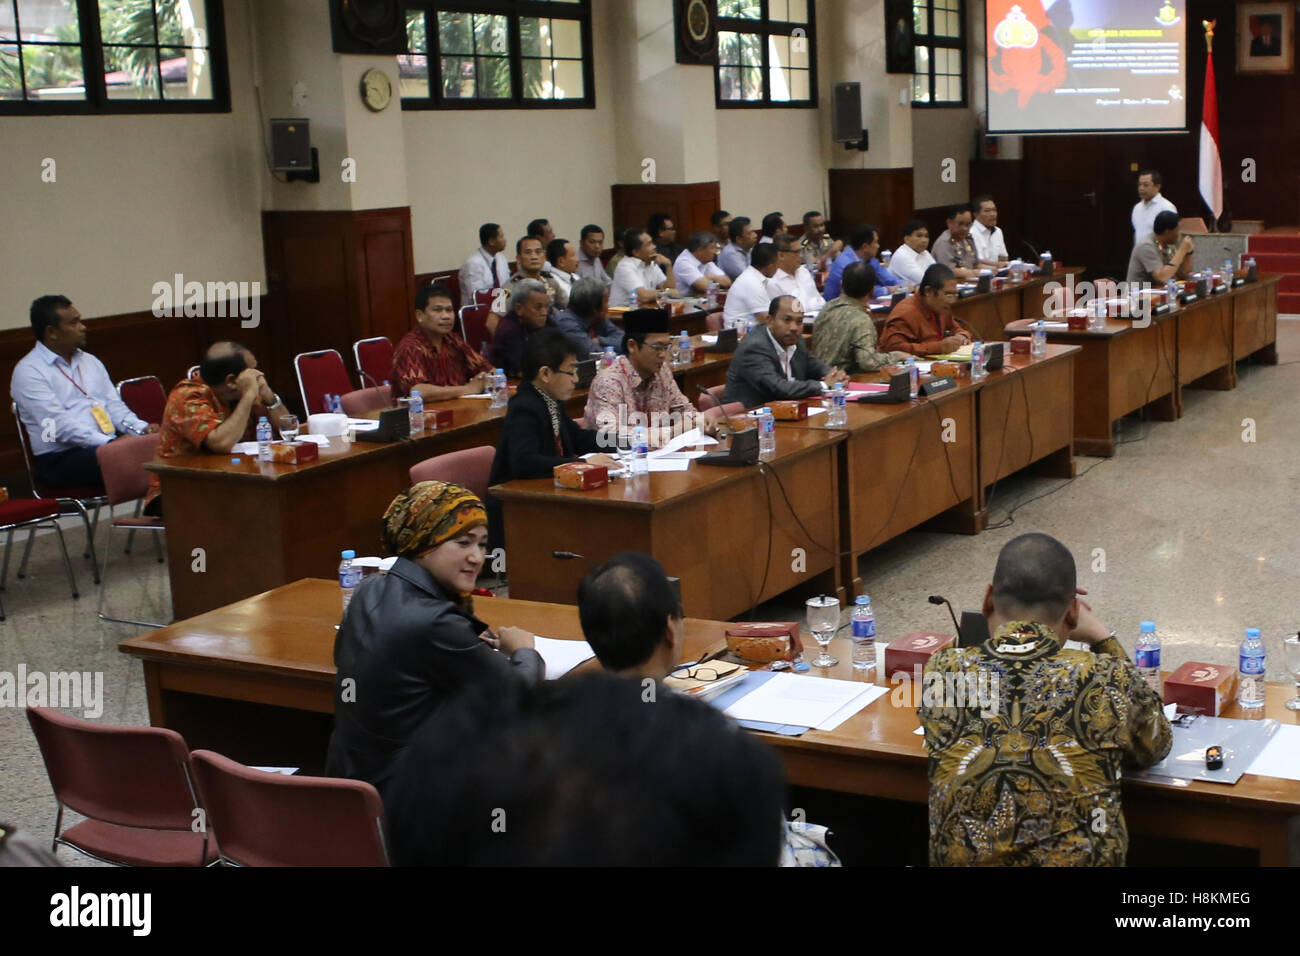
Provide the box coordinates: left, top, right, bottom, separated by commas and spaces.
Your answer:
326, 481, 543, 794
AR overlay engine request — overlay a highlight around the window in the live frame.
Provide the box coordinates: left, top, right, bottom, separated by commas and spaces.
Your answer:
0, 0, 229, 114
402, 1, 593, 109
715, 0, 815, 108
911, 0, 965, 107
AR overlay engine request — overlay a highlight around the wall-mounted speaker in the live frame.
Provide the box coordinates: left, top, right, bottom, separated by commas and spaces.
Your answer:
833, 82, 866, 149
270, 119, 311, 171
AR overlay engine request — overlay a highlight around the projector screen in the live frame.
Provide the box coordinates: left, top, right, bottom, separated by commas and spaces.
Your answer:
986, 0, 1187, 134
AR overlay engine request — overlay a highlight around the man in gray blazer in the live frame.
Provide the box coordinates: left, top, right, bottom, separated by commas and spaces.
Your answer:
722, 295, 848, 410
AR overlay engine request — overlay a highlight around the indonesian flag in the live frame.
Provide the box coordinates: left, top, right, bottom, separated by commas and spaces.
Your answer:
1199, 49, 1222, 221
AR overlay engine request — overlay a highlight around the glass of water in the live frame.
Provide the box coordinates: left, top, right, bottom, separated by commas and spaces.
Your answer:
278, 414, 299, 443
806, 595, 840, 668
1284, 634, 1300, 711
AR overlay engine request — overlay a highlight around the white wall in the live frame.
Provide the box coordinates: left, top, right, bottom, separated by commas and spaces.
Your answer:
716, 109, 828, 219
0, 0, 265, 330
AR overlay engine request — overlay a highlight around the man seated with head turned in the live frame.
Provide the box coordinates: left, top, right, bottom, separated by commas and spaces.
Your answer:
145, 341, 283, 516
723, 295, 847, 409
1126, 210, 1195, 287
812, 261, 912, 375
879, 263, 971, 357
921, 532, 1172, 867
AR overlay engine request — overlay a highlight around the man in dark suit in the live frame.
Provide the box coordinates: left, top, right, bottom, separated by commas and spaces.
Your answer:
722, 295, 848, 410
1251, 19, 1281, 57
487, 328, 621, 548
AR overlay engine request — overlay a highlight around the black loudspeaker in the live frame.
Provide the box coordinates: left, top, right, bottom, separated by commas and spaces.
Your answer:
675, 0, 718, 65
885, 0, 915, 74
330, 0, 406, 55
270, 119, 311, 171
832, 82, 862, 143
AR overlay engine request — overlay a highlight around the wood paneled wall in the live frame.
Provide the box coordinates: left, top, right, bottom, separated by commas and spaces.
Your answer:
610, 182, 722, 243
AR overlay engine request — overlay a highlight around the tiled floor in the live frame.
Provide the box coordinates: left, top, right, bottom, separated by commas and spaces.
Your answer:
3, 320, 1298, 863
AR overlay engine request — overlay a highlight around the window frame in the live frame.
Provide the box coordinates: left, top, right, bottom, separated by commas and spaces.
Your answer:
911, 0, 967, 110
0, 0, 231, 116
713, 0, 818, 110
401, 1, 595, 111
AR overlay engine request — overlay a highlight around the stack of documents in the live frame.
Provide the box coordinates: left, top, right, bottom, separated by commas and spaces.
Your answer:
710, 671, 888, 735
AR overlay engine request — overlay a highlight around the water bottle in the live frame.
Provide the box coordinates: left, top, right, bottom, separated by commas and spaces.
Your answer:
677, 329, 692, 367
603, 346, 616, 368
1135, 621, 1162, 695
408, 389, 424, 435
1031, 320, 1047, 357
880, 249, 892, 268
1238, 627, 1267, 710
256, 416, 272, 461
706, 281, 718, 309
490, 368, 508, 408
1009, 258, 1024, 282
906, 358, 919, 399
827, 381, 848, 426
1246, 256, 1257, 277
631, 425, 649, 475
1041, 250, 1053, 274
339, 549, 361, 615
970, 340, 986, 381
758, 407, 776, 456
850, 595, 877, 669
1165, 277, 1178, 304
1224, 258, 1235, 282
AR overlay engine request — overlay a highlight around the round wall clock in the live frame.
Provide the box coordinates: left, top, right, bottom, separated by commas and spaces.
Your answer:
360, 68, 393, 112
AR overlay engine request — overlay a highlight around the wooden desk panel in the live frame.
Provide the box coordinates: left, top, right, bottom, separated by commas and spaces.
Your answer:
976, 347, 1076, 491
1233, 277, 1279, 364
493, 429, 844, 620
1178, 293, 1235, 394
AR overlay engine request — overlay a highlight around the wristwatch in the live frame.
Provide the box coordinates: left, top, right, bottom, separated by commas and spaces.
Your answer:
265, 393, 282, 410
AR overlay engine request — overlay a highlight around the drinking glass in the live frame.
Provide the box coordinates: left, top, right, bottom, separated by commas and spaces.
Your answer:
806, 595, 840, 668
278, 414, 299, 443
1284, 634, 1300, 711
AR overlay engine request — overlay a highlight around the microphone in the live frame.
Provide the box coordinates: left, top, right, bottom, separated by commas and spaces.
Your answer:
1020, 239, 1041, 261
928, 594, 962, 636
552, 550, 587, 563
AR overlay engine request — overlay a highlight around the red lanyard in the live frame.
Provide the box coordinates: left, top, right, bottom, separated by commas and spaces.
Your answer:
54, 362, 88, 397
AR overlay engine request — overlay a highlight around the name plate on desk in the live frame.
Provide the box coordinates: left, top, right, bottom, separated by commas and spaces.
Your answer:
1178, 292, 1198, 305
1210, 283, 1228, 295
1150, 303, 1172, 316
919, 376, 956, 396
957, 288, 977, 298
1232, 276, 1246, 287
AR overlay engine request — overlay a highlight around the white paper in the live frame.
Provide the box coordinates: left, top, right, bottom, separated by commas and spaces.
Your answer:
230, 442, 258, 455
914, 362, 934, 374
724, 672, 875, 728
346, 418, 381, 430
250, 767, 299, 775
462, 393, 494, 400
651, 428, 718, 456
701, 334, 719, 345
646, 457, 691, 472
659, 450, 708, 460
294, 433, 330, 445
1038, 321, 1070, 329
805, 405, 828, 417
532, 636, 596, 680
1245, 724, 1300, 781
816, 684, 890, 730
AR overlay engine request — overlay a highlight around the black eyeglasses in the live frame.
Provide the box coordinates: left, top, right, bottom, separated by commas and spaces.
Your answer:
669, 665, 727, 682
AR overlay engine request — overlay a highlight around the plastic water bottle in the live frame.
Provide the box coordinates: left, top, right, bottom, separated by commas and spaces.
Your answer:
706, 281, 718, 310
880, 249, 892, 269
339, 549, 361, 615
490, 368, 508, 408
758, 407, 776, 456
827, 381, 848, 426
603, 346, 616, 368
1041, 250, 1053, 273
1224, 258, 1235, 281
256, 416, 272, 461
1238, 627, 1267, 710
631, 425, 649, 475
677, 330, 692, 367
850, 595, 877, 669
408, 390, 424, 435
1031, 320, 1047, 356
1009, 258, 1024, 282
1246, 256, 1257, 277
1135, 621, 1162, 695
970, 340, 986, 381
906, 357, 919, 399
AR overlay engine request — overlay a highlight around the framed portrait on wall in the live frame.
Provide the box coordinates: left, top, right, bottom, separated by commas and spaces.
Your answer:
1237, 2, 1294, 74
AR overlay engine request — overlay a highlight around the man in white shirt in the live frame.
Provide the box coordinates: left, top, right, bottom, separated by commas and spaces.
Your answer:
766, 236, 825, 313
11, 295, 156, 489
611, 230, 675, 308
458, 222, 511, 308
718, 216, 757, 280
546, 237, 581, 309
577, 225, 612, 287
970, 196, 1009, 267
889, 219, 938, 286
673, 231, 732, 294
1131, 170, 1177, 242
723, 243, 781, 330
758, 211, 786, 245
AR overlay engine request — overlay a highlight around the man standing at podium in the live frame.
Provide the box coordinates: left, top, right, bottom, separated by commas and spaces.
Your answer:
1131, 170, 1177, 242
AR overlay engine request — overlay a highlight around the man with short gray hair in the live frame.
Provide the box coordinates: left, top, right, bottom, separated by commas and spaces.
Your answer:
491, 279, 555, 377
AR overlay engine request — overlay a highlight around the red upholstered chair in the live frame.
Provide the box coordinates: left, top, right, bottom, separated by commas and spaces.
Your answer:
353, 336, 394, 389
706, 311, 724, 332
701, 400, 743, 421
696, 385, 727, 411
25, 707, 215, 867
10, 402, 104, 583
190, 750, 389, 866
474, 289, 495, 307
0, 497, 80, 621
95, 433, 168, 627
340, 385, 393, 416
459, 305, 495, 357
409, 446, 495, 503
186, 364, 200, 379
294, 350, 354, 416
116, 376, 167, 426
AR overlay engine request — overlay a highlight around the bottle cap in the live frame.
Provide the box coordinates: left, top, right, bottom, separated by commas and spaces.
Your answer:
1140, 621, 1156, 633
856, 594, 870, 604
341, 549, 356, 559
1246, 627, 1261, 639
259, 416, 268, 422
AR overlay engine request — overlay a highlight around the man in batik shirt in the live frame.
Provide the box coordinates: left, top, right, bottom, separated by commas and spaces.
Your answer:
391, 283, 492, 400
920, 533, 1171, 866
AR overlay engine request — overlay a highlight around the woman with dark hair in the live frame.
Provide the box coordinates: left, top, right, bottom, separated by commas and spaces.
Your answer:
325, 480, 543, 794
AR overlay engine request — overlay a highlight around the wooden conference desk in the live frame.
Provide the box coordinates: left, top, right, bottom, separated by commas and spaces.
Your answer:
491, 427, 845, 620
773, 344, 1077, 595
147, 338, 735, 619
119, 578, 1300, 865
1005, 276, 1279, 457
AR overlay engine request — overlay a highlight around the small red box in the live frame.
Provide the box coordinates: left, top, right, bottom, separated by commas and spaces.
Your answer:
1066, 311, 1088, 330
770, 400, 815, 421
553, 461, 608, 490
884, 631, 955, 681
1163, 661, 1238, 716
268, 441, 319, 464
693, 346, 706, 363
1009, 336, 1031, 354
725, 622, 803, 663
427, 408, 454, 430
